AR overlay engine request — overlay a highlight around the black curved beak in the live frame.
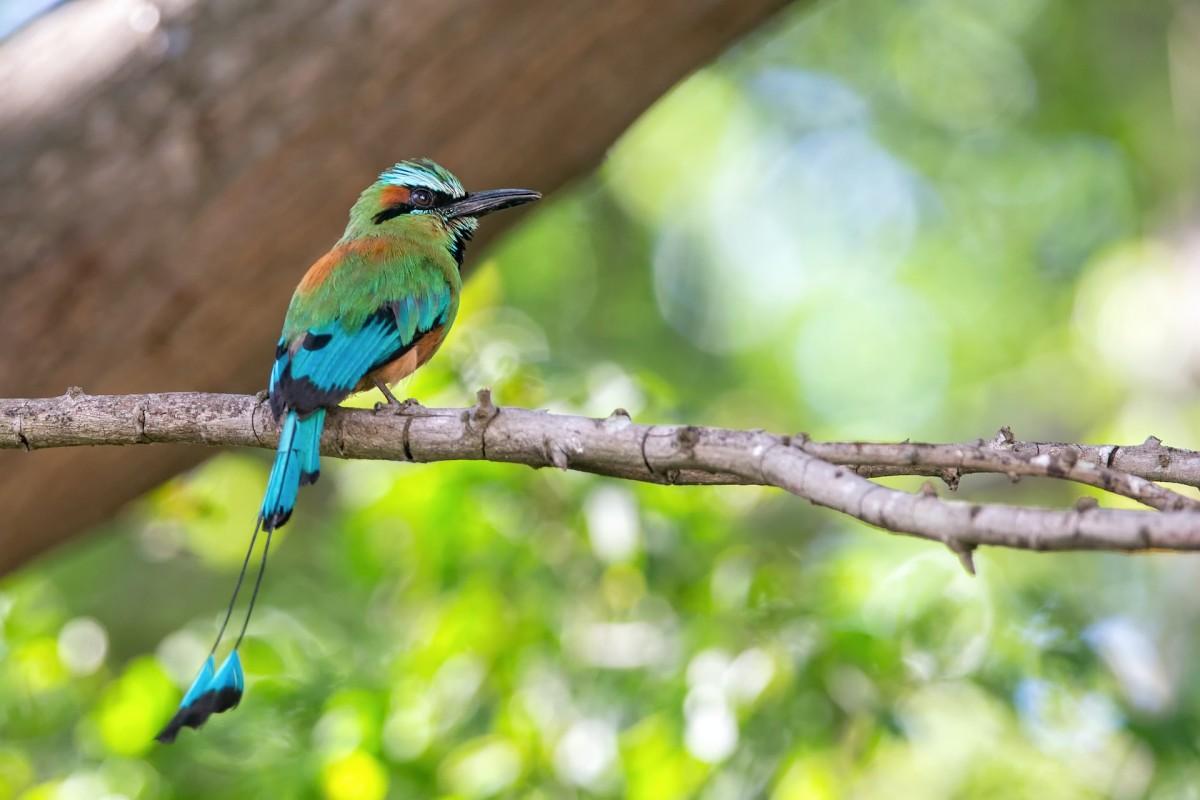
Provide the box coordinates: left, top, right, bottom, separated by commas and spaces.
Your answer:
445, 188, 541, 219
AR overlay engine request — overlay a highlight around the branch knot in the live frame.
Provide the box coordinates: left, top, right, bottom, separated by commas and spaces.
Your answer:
466, 388, 500, 459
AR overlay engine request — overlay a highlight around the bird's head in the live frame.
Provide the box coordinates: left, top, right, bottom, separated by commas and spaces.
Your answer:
346, 159, 540, 264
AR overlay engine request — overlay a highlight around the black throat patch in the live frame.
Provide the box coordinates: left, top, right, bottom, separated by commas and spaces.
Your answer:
448, 225, 473, 267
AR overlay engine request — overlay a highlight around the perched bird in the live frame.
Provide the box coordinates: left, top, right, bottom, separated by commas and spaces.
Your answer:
156, 159, 539, 743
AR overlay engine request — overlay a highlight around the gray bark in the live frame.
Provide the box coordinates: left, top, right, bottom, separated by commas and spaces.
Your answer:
5, 389, 1200, 576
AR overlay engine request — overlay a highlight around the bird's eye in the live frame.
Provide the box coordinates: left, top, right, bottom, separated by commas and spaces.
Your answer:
411, 189, 435, 209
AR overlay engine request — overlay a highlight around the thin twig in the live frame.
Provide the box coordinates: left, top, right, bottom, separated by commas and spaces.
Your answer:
797, 433, 1200, 511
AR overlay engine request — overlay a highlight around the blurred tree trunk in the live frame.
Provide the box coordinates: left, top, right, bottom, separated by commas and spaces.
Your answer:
0, 0, 792, 573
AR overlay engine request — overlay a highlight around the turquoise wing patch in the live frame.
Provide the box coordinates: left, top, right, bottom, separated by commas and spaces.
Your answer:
268, 288, 451, 418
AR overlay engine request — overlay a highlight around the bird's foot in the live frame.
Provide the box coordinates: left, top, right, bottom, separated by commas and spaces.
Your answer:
373, 396, 425, 416
255, 389, 270, 403
398, 397, 425, 414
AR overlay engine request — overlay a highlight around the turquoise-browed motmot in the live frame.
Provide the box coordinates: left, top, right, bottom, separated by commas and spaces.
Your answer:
156, 160, 539, 742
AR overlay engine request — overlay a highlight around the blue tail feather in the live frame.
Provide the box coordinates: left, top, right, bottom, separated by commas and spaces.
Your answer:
260, 410, 325, 531
158, 407, 323, 744
179, 655, 216, 709
298, 409, 325, 487
156, 656, 218, 743
209, 650, 245, 713
155, 650, 247, 743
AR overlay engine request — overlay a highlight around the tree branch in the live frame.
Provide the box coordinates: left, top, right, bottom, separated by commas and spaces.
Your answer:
5, 390, 1200, 562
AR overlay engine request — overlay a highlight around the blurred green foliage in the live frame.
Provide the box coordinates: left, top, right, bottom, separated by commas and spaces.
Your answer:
4, 0, 1200, 797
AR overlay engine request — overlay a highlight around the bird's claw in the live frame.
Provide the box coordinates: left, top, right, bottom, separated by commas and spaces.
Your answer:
395, 397, 424, 415
373, 397, 424, 416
